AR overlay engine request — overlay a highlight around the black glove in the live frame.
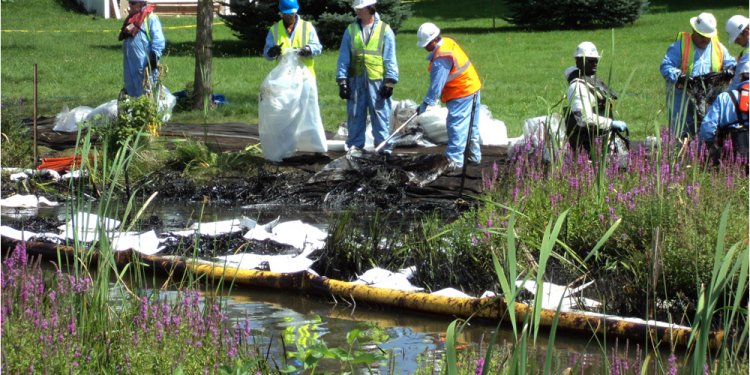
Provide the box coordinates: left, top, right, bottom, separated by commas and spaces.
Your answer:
298, 45, 312, 57
379, 84, 393, 99
676, 73, 693, 89
338, 82, 350, 100
149, 51, 159, 69
267, 44, 282, 59
721, 67, 735, 80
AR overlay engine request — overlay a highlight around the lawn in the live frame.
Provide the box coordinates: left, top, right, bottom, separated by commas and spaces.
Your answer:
1, 0, 747, 139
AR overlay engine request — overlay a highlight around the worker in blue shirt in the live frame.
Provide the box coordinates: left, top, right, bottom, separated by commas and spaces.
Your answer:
336, 0, 399, 156
699, 63, 749, 161
263, 0, 322, 79
415, 23, 482, 170
725, 15, 749, 90
119, 0, 166, 98
659, 12, 736, 137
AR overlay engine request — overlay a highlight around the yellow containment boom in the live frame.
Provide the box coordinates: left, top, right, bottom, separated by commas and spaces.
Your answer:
1, 239, 725, 349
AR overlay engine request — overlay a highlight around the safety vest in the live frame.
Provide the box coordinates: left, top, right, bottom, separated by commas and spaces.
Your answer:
677, 32, 724, 75
429, 37, 481, 103
271, 19, 315, 77
347, 21, 389, 79
729, 82, 749, 127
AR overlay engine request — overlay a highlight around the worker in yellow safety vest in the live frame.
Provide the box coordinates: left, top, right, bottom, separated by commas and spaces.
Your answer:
660, 12, 736, 137
415, 22, 481, 170
336, 0, 399, 156
263, 0, 322, 78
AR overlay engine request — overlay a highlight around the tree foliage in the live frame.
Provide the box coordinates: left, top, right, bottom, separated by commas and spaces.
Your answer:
502, 0, 649, 30
220, 0, 411, 52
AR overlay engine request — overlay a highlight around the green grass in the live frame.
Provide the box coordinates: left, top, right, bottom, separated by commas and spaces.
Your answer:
1, 0, 747, 139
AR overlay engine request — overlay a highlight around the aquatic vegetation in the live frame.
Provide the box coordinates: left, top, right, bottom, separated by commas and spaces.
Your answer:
0, 242, 275, 373
481, 130, 749, 317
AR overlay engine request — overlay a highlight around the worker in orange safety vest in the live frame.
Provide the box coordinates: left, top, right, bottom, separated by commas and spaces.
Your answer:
415, 22, 482, 170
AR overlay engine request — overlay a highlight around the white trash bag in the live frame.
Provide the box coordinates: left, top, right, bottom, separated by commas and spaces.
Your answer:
477, 105, 508, 146
258, 51, 327, 161
85, 99, 118, 126
53, 105, 93, 132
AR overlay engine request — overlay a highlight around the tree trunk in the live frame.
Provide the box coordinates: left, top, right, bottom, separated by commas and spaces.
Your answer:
193, 0, 213, 110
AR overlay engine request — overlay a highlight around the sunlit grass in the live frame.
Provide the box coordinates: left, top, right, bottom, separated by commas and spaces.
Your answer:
2, 0, 747, 139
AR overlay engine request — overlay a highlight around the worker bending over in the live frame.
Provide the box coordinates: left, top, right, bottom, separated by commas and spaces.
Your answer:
415, 22, 482, 170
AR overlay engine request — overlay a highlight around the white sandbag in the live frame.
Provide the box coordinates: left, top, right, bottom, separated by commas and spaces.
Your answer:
258, 51, 327, 161
477, 105, 508, 146
417, 105, 449, 144
85, 99, 118, 126
53, 105, 93, 132
156, 85, 177, 122
390, 99, 418, 132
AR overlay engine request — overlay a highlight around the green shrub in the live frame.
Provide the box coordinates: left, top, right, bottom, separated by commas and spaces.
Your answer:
220, 0, 411, 52
502, 0, 649, 30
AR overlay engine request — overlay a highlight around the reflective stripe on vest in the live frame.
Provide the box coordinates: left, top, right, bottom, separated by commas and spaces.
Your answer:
271, 19, 315, 77
428, 37, 481, 103
678, 32, 723, 75
348, 21, 388, 79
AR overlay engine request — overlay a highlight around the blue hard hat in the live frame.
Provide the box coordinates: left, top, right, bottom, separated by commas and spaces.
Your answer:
279, 0, 298, 14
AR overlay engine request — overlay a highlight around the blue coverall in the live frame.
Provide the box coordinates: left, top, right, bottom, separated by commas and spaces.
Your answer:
659, 37, 735, 136
421, 43, 481, 167
730, 48, 747, 90
336, 13, 399, 150
699, 79, 749, 144
122, 12, 165, 97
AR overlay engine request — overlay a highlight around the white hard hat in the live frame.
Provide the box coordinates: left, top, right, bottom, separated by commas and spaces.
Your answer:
417, 22, 440, 47
574, 41, 600, 58
690, 12, 717, 38
726, 15, 749, 44
352, 0, 376, 10
740, 62, 750, 76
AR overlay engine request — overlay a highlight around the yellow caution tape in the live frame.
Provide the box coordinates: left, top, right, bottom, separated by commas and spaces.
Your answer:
2, 22, 224, 33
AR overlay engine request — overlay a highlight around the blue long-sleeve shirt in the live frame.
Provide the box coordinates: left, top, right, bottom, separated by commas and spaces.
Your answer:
699, 80, 749, 143
123, 12, 165, 97
730, 47, 748, 89
336, 13, 398, 83
659, 37, 735, 83
422, 40, 451, 106
262, 16, 322, 60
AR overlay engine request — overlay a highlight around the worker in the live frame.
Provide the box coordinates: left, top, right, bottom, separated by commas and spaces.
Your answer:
415, 22, 481, 170
564, 42, 625, 156
699, 62, 749, 161
263, 0, 322, 78
659, 12, 736, 137
336, 0, 399, 156
119, 0, 165, 98
725, 15, 749, 90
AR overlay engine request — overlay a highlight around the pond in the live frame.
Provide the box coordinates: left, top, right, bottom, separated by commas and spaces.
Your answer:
1, 199, 654, 373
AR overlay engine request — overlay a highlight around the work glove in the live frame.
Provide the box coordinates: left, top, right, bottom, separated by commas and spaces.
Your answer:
267, 44, 282, 59
676, 72, 694, 88
298, 45, 312, 57
416, 102, 428, 115
720, 67, 735, 80
379, 84, 393, 99
338, 82, 350, 100
611, 120, 628, 133
149, 51, 159, 69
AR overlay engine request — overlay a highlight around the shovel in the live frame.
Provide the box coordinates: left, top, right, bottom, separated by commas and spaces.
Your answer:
374, 111, 420, 152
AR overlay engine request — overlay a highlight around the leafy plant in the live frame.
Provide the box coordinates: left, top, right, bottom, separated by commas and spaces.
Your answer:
503, 0, 649, 30
220, 0, 412, 52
